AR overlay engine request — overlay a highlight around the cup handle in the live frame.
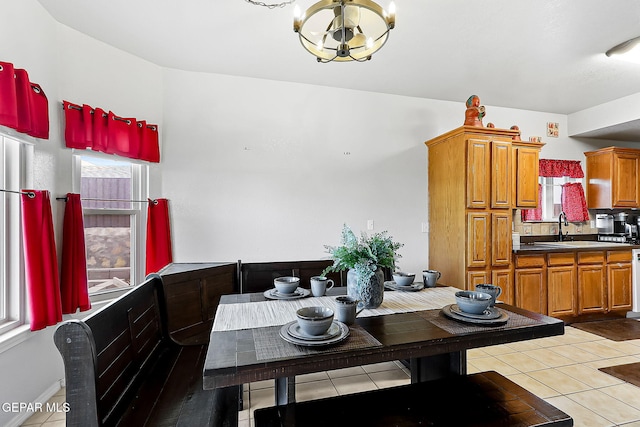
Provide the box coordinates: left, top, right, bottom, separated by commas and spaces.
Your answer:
496, 286, 503, 298
437, 272, 442, 280
355, 306, 364, 316
326, 279, 334, 291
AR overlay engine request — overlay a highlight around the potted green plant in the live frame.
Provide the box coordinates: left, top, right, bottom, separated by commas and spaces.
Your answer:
322, 224, 403, 309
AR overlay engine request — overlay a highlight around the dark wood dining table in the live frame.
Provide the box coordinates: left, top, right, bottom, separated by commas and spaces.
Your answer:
203, 286, 565, 409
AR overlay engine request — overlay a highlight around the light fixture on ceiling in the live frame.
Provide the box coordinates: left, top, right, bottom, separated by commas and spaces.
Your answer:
606, 36, 640, 64
293, 0, 395, 63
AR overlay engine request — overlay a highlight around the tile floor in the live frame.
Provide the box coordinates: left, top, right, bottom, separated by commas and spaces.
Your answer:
22, 323, 640, 427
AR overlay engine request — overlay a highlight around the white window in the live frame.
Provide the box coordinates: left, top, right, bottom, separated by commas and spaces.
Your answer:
0, 134, 33, 335
539, 176, 582, 221
72, 154, 148, 296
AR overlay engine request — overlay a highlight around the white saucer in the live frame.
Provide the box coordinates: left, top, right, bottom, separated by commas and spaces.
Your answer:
264, 287, 310, 300
279, 321, 349, 347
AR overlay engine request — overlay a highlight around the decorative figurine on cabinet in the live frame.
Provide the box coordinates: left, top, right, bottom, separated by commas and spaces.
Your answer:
464, 95, 485, 127
510, 125, 522, 141
486, 122, 495, 128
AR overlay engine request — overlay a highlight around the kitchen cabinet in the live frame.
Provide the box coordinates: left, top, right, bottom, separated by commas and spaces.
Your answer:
467, 212, 489, 268
585, 146, 640, 209
607, 251, 633, 311
514, 254, 546, 314
467, 139, 491, 208
492, 268, 514, 305
514, 249, 632, 318
466, 138, 512, 209
491, 212, 512, 266
427, 126, 531, 291
547, 253, 577, 317
515, 268, 547, 315
512, 141, 544, 208
491, 140, 512, 208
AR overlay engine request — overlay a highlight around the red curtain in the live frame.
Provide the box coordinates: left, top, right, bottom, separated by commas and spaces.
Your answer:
539, 159, 584, 178
14, 68, 32, 134
145, 198, 173, 275
0, 61, 49, 139
521, 184, 543, 221
21, 190, 62, 331
61, 193, 91, 314
0, 61, 18, 129
62, 100, 160, 163
27, 83, 49, 139
561, 183, 590, 222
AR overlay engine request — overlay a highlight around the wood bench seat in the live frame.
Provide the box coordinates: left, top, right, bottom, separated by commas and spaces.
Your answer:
254, 371, 573, 427
54, 276, 238, 427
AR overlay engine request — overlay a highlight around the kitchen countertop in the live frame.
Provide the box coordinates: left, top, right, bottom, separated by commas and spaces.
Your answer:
513, 241, 640, 254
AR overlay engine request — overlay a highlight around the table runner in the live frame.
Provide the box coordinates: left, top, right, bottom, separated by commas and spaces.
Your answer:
212, 286, 460, 332
252, 324, 382, 361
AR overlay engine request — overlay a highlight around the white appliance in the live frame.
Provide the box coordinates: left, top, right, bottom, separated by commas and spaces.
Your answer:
632, 248, 640, 315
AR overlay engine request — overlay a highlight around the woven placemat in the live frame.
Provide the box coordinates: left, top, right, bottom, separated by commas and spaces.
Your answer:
252, 324, 382, 361
418, 307, 541, 334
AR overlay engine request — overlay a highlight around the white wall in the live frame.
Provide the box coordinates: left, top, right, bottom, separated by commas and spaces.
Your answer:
0, 2, 163, 426
568, 92, 640, 137
161, 71, 578, 277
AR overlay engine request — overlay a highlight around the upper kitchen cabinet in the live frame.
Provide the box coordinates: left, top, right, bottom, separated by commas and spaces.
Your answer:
585, 147, 640, 209
512, 141, 544, 208
466, 138, 512, 209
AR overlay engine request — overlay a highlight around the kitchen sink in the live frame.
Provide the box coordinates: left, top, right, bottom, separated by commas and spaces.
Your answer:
533, 241, 630, 248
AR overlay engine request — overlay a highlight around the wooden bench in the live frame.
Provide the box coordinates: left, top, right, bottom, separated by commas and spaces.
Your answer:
54, 275, 239, 427
239, 259, 394, 293
254, 371, 573, 427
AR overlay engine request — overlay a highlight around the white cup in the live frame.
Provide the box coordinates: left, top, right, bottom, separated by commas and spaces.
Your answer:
310, 276, 334, 297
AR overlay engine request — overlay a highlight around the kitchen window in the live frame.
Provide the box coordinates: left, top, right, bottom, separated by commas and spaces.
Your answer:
0, 134, 32, 336
522, 159, 589, 223
72, 154, 148, 296
540, 176, 578, 221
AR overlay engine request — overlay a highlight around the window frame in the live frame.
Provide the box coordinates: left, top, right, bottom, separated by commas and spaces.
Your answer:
539, 176, 583, 222
0, 133, 32, 336
71, 152, 148, 297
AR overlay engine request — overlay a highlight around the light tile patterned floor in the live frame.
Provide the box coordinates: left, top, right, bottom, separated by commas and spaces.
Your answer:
22, 323, 640, 427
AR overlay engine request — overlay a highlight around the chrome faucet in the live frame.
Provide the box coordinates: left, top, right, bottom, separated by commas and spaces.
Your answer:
558, 211, 568, 241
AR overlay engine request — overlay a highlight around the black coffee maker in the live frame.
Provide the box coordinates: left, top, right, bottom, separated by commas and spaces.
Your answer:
613, 212, 628, 234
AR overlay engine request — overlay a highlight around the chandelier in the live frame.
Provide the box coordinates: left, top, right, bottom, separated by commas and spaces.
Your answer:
293, 0, 396, 62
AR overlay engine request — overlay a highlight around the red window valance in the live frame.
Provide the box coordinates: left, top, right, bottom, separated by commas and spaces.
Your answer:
0, 60, 49, 139
63, 100, 160, 163
539, 159, 584, 178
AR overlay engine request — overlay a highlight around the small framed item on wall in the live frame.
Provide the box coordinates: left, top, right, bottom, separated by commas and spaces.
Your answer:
547, 122, 559, 137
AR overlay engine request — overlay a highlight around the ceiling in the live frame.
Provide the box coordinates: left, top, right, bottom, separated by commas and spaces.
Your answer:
36, 0, 640, 120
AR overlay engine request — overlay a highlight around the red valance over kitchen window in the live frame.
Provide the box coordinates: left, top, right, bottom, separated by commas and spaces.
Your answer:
538, 159, 584, 178
522, 159, 589, 222
63, 100, 160, 163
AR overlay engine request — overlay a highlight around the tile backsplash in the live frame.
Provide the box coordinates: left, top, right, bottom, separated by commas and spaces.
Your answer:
512, 209, 598, 237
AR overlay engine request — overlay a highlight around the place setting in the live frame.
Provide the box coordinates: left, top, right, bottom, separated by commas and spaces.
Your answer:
263, 276, 311, 300
441, 284, 509, 325
384, 271, 425, 292
279, 295, 365, 347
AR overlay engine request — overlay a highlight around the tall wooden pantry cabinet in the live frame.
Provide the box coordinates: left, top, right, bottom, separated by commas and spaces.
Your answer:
425, 126, 542, 299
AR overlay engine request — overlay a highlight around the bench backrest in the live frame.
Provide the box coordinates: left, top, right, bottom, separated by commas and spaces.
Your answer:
54, 276, 167, 427
240, 259, 342, 293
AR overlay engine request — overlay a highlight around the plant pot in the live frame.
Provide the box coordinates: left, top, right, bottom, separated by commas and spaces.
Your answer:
346, 268, 384, 309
